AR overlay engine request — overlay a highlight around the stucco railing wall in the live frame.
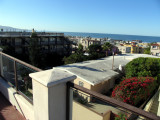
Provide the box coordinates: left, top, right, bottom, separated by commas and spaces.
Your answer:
72, 101, 111, 120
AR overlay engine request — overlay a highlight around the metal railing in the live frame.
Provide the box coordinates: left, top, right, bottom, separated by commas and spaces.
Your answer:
66, 82, 160, 120
0, 52, 42, 104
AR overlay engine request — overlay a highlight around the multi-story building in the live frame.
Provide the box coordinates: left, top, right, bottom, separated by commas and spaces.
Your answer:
0, 31, 72, 55
80, 38, 101, 50
151, 43, 160, 56
122, 43, 143, 54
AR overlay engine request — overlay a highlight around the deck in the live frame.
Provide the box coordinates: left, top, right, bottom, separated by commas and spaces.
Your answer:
0, 92, 26, 120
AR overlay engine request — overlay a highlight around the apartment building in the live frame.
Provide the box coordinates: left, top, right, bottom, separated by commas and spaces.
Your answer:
0, 31, 72, 55
80, 38, 101, 50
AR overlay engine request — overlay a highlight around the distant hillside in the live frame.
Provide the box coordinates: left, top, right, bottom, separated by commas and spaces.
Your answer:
0, 25, 30, 32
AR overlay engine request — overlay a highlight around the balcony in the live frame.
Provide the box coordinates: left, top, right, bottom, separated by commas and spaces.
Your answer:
0, 52, 159, 120
0, 92, 26, 120
0, 32, 64, 37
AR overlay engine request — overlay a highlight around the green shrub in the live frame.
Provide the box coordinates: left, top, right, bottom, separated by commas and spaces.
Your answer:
115, 113, 127, 120
125, 57, 160, 78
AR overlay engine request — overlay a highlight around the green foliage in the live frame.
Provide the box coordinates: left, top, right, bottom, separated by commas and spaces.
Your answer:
125, 57, 160, 78
76, 44, 83, 54
143, 43, 151, 54
28, 32, 42, 67
88, 44, 105, 59
63, 43, 88, 64
63, 44, 106, 64
1, 45, 15, 56
63, 53, 87, 64
157, 74, 160, 84
88, 44, 102, 54
88, 52, 105, 60
102, 42, 113, 51
144, 47, 150, 54
115, 113, 127, 120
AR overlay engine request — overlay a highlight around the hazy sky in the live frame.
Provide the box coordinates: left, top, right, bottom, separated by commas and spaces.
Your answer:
0, 0, 160, 36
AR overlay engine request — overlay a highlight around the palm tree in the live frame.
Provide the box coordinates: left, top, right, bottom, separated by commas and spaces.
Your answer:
102, 42, 113, 56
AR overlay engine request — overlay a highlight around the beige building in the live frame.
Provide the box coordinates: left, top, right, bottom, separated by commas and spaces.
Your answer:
80, 38, 101, 50
116, 45, 131, 54
151, 43, 160, 56
56, 55, 132, 96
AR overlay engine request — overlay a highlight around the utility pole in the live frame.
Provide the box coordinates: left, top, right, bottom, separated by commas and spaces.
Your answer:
112, 51, 114, 70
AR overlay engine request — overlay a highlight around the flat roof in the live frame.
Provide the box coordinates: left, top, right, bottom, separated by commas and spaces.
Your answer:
55, 54, 159, 85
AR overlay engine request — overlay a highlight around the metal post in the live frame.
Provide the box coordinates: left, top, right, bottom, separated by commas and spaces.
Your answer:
66, 82, 70, 120
0, 52, 2, 76
112, 52, 114, 70
14, 61, 18, 92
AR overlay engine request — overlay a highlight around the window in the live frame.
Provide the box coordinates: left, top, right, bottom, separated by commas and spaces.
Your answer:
79, 81, 84, 87
152, 46, 157, 49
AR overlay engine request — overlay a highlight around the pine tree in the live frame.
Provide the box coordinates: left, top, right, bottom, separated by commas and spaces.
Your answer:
28, 32, 41, 67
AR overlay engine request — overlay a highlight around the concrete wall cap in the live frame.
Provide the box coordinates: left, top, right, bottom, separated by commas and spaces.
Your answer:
29, 68, 77, 87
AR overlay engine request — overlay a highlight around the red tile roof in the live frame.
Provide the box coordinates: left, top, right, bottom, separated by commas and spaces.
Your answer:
152, 44, 159, 46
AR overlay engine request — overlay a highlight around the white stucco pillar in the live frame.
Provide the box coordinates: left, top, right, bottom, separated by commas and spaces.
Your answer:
29, 68, 76, 120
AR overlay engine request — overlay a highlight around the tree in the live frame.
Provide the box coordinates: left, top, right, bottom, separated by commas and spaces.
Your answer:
125, 57, 160, 78
63, 53, 87, 64
63, 44, 87, 64
143, 43, 151, 54
88, 44, 102, 54
28, 32, 42, 67
102, 42, 113, 51
88, 44, 105, 59
76, 44, 84, 54
1, 44, 15, 56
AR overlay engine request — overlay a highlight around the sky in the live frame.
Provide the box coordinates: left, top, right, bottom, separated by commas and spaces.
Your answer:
0, 0, 160, 36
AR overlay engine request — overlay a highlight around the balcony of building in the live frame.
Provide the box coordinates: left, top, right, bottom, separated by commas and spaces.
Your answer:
0, 91, 26, 120
0, 32, 64, 38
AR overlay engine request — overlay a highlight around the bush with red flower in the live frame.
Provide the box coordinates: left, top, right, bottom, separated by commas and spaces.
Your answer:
112, 77, 157, 106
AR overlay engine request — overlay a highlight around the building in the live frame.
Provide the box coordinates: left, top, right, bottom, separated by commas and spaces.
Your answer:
122, 43, 142, 54
151, 43, 160, 56
116, 45, 131, 54
132, 40, 142, 43
56, 54, 158, 95
0, 31, 72, 55
80, 38, 101, 50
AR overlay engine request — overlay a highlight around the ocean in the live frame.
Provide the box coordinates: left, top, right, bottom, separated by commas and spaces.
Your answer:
64, 32, 160, 43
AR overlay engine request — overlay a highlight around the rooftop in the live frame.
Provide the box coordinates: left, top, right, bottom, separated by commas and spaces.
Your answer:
56, 54, 159, 85
152, 44, 160, 46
